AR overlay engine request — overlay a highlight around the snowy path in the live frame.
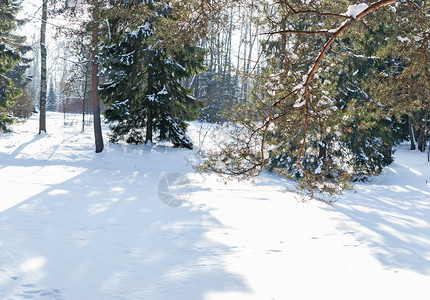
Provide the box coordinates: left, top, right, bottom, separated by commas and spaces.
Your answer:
0, 112, 429, 299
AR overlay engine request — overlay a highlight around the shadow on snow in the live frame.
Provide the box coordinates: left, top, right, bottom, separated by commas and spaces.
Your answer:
0, 138, 249, 299
330, 157, 430, 275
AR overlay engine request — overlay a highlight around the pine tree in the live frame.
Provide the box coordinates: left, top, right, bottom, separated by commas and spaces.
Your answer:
100, 0, 206, 149
268, 11, 413, 182
202, 0, 429, 197
47, 79, 57, 111
7, 46, 32, 119
0, 0, 29, 131
364, 1, 430, 153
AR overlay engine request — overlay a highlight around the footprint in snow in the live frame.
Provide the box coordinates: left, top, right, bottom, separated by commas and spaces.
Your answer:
17, 285, 62, 300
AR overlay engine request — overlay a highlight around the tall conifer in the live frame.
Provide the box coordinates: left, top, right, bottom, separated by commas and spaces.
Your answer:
100, 0, 205, 148
0, 0, 29, 131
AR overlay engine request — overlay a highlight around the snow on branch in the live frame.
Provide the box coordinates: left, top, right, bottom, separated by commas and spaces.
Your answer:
345, 3, 369, 18
212, 0, 401, 192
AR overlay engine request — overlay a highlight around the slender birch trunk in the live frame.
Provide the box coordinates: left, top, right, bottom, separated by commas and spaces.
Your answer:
81, 61, 89, 133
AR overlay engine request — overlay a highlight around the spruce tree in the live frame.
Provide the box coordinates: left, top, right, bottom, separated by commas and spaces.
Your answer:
197, 72, 240, 123
47, 79, 57, 111
0, 0, 28, 131
100, 0, 206, 148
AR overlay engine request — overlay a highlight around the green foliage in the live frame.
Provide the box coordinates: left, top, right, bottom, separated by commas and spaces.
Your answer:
265, 1, 416, 188
47, 80, 57, 111
0, 0, 30, 131
203, 0, 429, 198
196, 72, 240, 123
100, 0, 206, 148
365, 0, 430, 152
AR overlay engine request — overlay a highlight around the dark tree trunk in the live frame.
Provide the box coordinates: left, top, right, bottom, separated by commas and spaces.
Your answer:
424, 109, 429, 153
146, 108, 153, 144
408, 115, 416, 150
418, 129, 426, 152
91, 0, 104, 153
194, 75, 200, 99
280, 2, 288, 68
428, 140, 430, 162
145, 74, 153, 144
38, 0, 47, 134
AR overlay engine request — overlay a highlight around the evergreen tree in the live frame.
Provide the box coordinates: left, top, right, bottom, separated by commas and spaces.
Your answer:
364, 0, 430, 153
196, 72, 240, 124
202, 0, 429, 197
268, 12, 412, 182
100, 0, 206, 148
47, 79, 57, 111
0, 0, 28, 131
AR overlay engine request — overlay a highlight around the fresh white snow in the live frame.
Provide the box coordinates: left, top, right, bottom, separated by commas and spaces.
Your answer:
1, 112, 430, 299
346, 3, 369, 19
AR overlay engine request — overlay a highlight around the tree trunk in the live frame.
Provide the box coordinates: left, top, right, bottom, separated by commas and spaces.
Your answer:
236, 16, 243, 71
209, 23, 214, 72
408, 115, 416, 150
280, 3, 288, 68
412, 110, 427, 153
424, 108, 429, 154
82, 62, 89, 133
244, 13, 257, 99
91, 0, 104, 153
146, 108, 153, 144
227, 7, 233, 72
145, 74, 153, 144
38, 0, 47, 134
418, 128, 426, 152
428, 139, 430, 162
216, 30, 221, 74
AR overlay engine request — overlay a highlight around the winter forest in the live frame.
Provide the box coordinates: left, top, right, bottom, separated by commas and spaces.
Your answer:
1, 0, 430, 299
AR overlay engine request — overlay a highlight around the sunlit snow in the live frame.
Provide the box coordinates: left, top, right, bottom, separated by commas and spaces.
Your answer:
0, 112, 430, 299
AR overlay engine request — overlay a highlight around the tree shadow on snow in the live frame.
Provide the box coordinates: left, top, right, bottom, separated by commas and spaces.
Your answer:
0, 151, 249, 299
329, 160, 430, 275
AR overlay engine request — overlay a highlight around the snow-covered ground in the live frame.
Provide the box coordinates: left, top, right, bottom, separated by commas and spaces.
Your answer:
1, 112, 429, 299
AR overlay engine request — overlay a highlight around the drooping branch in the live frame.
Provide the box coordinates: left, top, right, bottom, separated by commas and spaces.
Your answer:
263, 29, 333, 35
268, 1, 400, 175
210, 0, 403, 186
280, 0, 350, 19
305, 0, 399, 86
